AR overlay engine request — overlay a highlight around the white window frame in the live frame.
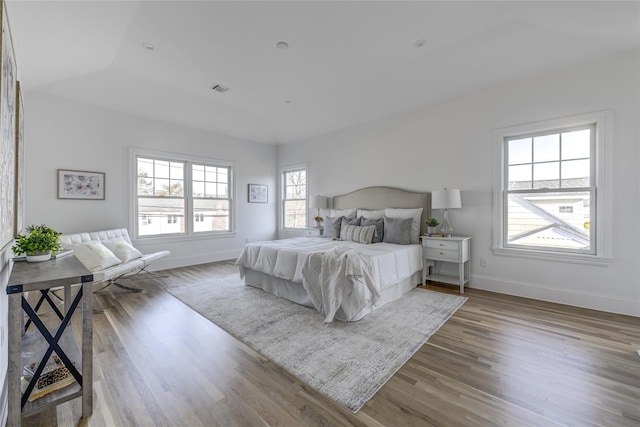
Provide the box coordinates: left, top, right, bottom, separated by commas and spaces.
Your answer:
492, 111, 611, 266
279, 163, 308, 230
129, 148, 236, 242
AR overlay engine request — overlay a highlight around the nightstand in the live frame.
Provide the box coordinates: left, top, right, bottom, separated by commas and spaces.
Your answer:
303, 228, 322, 237
421, 236, 471, 293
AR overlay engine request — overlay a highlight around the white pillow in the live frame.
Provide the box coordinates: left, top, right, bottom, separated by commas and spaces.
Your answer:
385, 208, 423, 244
357, 209, 385, 219
331, 208, 357, 219
318, 208, 331, 219
102, 238, 143, 262
66, 241, 122, 272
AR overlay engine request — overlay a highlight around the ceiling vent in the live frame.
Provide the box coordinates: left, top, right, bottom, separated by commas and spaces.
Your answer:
210, 84, 229, 93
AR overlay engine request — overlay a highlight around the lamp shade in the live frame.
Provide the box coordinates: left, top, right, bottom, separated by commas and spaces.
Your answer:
309, 195, 328, 210
431, 189, 461, 209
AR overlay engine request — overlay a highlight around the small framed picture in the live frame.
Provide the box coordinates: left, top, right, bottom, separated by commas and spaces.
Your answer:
58, 169, 105, 200
248, 184, 268, 203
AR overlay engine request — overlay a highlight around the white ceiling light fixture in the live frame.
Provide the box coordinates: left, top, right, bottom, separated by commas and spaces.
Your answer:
276, 41, 289, 50
142, 42, 155, 50
210, 84, 229, 93
414, 39, 426, 47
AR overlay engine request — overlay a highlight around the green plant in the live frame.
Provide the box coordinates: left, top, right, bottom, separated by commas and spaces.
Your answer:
12, 224, 62, 256
426, 217, 440, 227
314, 216, 324, 223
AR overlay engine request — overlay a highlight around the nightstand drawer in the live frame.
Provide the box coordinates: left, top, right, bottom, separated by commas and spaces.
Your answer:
303, 228, 321, 237
425, 247, 460, 262
424, 239, 459, 251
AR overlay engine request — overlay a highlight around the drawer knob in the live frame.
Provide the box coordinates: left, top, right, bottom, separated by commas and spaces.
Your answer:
439, 252, 444, 255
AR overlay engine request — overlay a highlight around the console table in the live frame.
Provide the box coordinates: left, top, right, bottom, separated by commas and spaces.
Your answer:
6, 256, 93, 426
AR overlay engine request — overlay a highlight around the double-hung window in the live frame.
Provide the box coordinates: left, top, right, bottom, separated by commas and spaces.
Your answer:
281, 166, 307, 229
132, 149, 234, 239
493, 112, 609, 263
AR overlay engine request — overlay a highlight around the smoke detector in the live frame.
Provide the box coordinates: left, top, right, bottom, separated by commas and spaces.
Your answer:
210, 84, 229, 93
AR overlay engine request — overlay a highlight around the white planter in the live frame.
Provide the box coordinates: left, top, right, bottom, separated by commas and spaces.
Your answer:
26, 251, 52, 262
427, 226, 439, 234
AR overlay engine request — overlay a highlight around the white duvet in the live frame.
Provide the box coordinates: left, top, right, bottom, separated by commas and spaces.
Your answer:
236, 237, 422, 322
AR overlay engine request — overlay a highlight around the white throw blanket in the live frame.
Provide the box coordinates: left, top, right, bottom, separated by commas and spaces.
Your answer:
301, 246, 379, 323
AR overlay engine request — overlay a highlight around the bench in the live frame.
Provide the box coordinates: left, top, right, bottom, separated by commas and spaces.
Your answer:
59, 228, 170, 292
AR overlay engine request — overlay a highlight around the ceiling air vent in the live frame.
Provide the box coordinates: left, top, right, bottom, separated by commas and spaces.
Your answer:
210, 84, 229, 93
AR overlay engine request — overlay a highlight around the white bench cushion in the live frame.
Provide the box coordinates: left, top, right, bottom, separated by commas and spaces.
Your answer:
91, 259, 145, 283
140, 250, 171, 268
60, 228, 170, 283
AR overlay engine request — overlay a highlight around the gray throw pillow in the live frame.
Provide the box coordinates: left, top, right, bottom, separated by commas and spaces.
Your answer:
361, 217, 384, 243
324, 216, 344, 239
341, 216, 361, 228
382, 216, 412, 245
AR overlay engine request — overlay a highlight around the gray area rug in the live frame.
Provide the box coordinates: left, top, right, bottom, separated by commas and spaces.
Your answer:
164, 274, 466, 413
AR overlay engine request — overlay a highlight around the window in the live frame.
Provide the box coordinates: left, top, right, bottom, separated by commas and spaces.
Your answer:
192, 164, 231, 233
282, 166, 307, 229
493, 112, 609, 263
132, 149, 234, 239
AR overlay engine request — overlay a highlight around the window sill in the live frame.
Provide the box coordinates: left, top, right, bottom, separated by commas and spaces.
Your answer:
491, 247, 611, 266
133, 231, 236, 246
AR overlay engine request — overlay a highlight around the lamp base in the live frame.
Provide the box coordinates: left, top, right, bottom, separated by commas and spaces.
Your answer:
441, 209, 453, 237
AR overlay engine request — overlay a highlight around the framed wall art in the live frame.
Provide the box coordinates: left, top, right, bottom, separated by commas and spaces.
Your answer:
248, 184, 268, 203
58, 169, 105, 200
14, 80, 23, 234
0, 1, 16, 250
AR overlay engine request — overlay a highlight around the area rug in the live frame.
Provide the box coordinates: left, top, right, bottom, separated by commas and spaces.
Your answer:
163, 274, 466, 413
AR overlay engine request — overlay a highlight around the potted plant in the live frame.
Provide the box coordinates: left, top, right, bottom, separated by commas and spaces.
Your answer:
12, 224, 62, 262
426, 217, 440, 234
313, 215, 324, 228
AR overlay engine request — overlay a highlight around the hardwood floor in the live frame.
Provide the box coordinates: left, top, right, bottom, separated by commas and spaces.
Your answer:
22, 260, 640, 427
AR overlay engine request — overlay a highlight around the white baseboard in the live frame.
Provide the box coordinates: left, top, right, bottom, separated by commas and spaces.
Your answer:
147, 249, 242, 271
470, 274, 640, 317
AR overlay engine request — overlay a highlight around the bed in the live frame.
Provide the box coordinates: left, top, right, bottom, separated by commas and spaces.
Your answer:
236, 186, 431, 322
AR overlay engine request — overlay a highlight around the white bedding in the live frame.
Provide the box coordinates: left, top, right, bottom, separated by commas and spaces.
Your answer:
236, 237, 422, 322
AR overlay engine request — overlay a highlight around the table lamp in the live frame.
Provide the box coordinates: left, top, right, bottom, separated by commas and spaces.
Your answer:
431, 188, 461, 237
309, 195, 328, 227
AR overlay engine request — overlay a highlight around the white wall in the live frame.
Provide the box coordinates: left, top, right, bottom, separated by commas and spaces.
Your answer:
279, 49, 640, 317
23, 92, 278, 268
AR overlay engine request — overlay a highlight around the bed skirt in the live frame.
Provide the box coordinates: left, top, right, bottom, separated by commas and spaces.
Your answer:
242, 268, 422, 322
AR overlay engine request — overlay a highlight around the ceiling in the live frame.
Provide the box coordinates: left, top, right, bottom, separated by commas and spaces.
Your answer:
6, 1, 640, 144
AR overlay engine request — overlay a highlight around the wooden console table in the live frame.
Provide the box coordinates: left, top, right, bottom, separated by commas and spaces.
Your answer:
6, 256, 93, 426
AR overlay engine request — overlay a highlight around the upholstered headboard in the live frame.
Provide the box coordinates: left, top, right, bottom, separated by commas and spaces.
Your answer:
332, 186, 431, 236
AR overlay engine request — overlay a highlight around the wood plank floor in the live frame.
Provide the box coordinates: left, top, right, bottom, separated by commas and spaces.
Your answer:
22, 260, 640, 427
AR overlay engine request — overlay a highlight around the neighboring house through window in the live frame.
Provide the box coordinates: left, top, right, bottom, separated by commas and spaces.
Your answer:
493, 111, 610, 264
281, 165, 307, 229
131, 148, 234, 239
